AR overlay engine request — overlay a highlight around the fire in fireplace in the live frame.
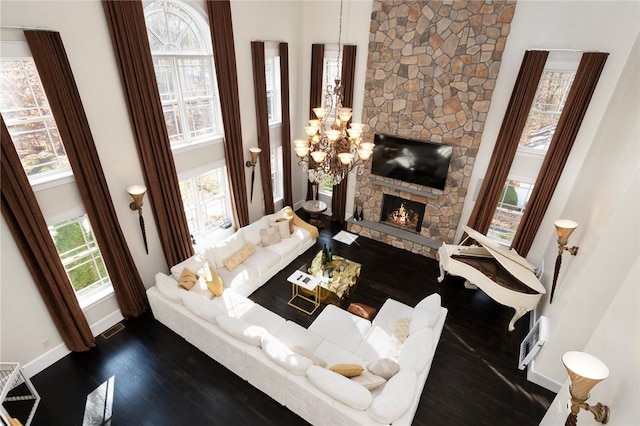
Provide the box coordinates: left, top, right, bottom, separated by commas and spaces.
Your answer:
380, 194, 426, 233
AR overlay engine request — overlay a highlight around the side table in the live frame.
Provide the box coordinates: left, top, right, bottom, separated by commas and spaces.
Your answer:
287, 270, 320, 315
302, 200, 327, 228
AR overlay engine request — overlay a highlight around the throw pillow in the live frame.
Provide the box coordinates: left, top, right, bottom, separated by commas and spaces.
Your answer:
178, 268, 198, 290
393, 317, 411, 344
260, 226, 281, 247
291, 345, 327, 367
368, 358, 400, 380
197, 264, 223, 297
414, 293, 442, 329
216, 314, 267, 346
350, 370, 387, 390
330, 363, 364, 378
273, 218, 291, 239
155, 272, 184, 303
367, 370, 417, 424
281, 209, 295, 234
348, 302, 377, 320
260, 334, 313, 375
189, 279, 214, 299
307, 365, 373, 411
223, 244, 256, 271
209, 233, 247, 270
398, 327, 434, 373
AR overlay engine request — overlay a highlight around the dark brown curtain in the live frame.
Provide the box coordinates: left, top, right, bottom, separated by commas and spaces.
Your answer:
307, 44, 325, 201
511, 52, 609, 256
332, 45, 357, 223
251, 41, 275, 214
25, 30, 148, 318
466, 50, 549, 237
1, 118, 95, 352
102, 0, 194, 267
280, 42, 293, 208
207, 0, 249, 227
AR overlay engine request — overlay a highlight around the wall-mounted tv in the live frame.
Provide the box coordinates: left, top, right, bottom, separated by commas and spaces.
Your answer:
371, 134, 453, 191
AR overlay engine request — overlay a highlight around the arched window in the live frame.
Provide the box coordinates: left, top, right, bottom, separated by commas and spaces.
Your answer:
144, 0, 222, 147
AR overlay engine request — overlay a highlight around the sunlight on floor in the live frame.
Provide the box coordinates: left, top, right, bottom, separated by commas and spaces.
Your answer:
83, 376, 114, 426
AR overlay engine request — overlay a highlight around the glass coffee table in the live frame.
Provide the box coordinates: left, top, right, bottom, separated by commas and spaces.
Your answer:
304, 250, 361, 306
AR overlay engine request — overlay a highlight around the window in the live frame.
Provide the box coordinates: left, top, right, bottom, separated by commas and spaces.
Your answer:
144, 0, 222, 148
321, 47, 341, 127
264, 52, 281, 125
270, 146, 283, 202
487, 53, 579, 245
0, 57, 70, 184
518, 65, 577, 154
48, 214, 112, 308
179, 167, 232, 239
487, 180, 535, 244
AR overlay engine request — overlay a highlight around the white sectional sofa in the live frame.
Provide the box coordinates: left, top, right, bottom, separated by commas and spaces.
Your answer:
148, 278, 447, 425
167, 207, 318, 298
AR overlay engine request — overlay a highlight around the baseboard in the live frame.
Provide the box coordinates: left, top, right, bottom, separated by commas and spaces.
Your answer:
22, 309, 124, 379
90, 309, 125, 336
527, 359, 563, 393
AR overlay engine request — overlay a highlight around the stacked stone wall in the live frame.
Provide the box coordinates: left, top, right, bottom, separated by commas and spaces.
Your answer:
352, 0, 515, 257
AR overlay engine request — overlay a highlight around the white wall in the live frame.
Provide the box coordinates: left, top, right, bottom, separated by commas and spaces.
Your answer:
453, 0, 640, 391
540, 254, 640, 424
532, 30, 640, 391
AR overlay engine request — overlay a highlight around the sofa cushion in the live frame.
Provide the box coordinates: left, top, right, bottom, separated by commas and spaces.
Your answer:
330, 363, 364, 378
155, 272, 184, 303
309, 304, 371, 353
351, 370, 387, 390
273, 320, 323, 354
367, 358, 400, 380
241, 246, 280, 277
312, 340, 366, 368
291, 345, 326, 367
211, 290, 255, 317
373, 299, 414, 336
216, 314, 267, 346
177, 268, 198, 290
307, 365, 372, 411
355, 326, 397, 363
181, 291, 225, 323
170, 253, 208, 280
398, 327, 434, 373
237, 304, 286, 335
188, 276, 214, 299
259, 226, 281, 247
223, 244, 256, 271
260, 334, 313, 375
242, 217, 269, 246
367, 370, 417, 424
260, 235, 299, 260
208, 233, 247, 270
216, 264, 259, 292
412, 293, 441, 333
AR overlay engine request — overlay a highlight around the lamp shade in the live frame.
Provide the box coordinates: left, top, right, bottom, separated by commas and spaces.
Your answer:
554, 219, 578, 246
562, 351, 609, 401
127, 184, 147, 210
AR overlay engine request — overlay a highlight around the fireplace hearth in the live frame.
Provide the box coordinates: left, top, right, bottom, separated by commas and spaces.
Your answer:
380, 194, 426, 234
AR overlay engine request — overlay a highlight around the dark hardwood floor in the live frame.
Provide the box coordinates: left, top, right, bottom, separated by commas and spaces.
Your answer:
27, 214, 555, 425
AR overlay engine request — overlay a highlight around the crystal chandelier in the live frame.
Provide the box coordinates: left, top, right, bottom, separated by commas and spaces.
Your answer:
293, 0, 374, 187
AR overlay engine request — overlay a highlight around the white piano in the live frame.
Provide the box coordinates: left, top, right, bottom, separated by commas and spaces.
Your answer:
437, 226, 546, 331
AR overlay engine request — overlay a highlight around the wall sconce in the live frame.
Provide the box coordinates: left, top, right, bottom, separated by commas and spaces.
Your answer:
550, 219, 579, 303
127, 184, 148, 254
562, 351, 610, 425
245, 147, 261, 203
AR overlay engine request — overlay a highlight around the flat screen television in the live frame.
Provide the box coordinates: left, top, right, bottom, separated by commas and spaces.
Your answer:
370, 134, 453, 190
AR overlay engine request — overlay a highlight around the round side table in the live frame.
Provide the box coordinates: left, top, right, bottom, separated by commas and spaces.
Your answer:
302, 200, 327, 228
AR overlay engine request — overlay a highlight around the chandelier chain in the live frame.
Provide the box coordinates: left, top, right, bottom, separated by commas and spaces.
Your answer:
337, 0, 343, 70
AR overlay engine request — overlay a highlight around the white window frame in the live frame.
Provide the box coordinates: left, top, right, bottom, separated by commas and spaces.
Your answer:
265, 45, 282, 126
144, 0, 224, 151
46, 207, 114, 310
270, 146, 284, 203
178, 162, 234, 245
0, 41, 73, 187
517, 53, 580, 156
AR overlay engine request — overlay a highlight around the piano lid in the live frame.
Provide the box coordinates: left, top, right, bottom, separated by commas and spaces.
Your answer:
463, 226, 546, 294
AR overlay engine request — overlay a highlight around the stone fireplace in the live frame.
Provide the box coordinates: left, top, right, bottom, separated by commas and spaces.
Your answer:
348, 0, 515, 258
380, 195, 425, 234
